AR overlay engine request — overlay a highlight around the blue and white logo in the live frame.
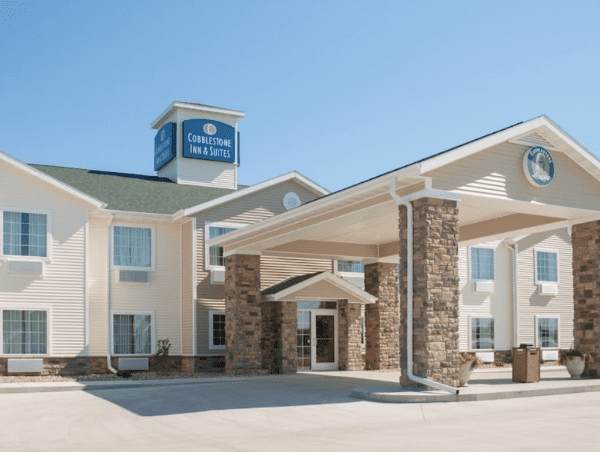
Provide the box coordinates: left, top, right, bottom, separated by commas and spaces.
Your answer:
203, 123, 217, 135
523, 146, 554, 187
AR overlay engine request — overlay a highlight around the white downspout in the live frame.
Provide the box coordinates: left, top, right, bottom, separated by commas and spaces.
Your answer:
503, 239, 519, 348
390, 177, 459, 395
106, 214, 117, 374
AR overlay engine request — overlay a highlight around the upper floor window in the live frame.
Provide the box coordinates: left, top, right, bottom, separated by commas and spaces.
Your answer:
3, 212, 47, 258
113, 226, 152, 269
536, 249, 558, 283
337, 260, 364, 274
471, 247, 494, 280
205, 223, 243, 269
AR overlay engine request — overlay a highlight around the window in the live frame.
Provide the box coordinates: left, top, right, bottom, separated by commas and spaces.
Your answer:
471, 247, 494, 280
2, 310, 47, 354
205, 223, 242, 269
536, 316, 559, 348
536, 250, 558, 283
113, 314, 152, 355
470, 317, 494, 350
337, 260, 364, 274
3, 211, 47, 258
209, 310, 226, 350
113, 226, 152, 269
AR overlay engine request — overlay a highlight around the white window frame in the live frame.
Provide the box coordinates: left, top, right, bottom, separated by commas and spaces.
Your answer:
205, 222, 245, 271
534, 248, 559, 285
208, 310, 226, 350
0, 305, 52, 356
0, 207, 52, 262
111, 310, 155, 356
468, 315, 495, 351
535, 315, 560, 349
110, 223, 156, 271
468, 245, 496, 281
334, 259, 365, 278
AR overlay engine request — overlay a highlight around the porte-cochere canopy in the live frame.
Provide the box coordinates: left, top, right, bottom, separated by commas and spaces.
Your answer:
213, 115, 600, 386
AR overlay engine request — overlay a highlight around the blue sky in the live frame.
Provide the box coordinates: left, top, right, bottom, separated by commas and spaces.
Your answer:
1, 1, 599, 192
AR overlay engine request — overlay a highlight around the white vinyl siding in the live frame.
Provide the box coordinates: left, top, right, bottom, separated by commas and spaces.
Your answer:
0, 161, 88, 357
458, 241, 511, 351
517, 229, 573, 349
424, 140, 600, 212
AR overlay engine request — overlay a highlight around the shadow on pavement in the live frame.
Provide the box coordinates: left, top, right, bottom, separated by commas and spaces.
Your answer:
84, 373, 400, 417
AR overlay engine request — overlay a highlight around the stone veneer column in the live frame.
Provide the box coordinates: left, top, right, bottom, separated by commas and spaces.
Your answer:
572, 221, 600, 378
338, 300, 363, 370
399, 198, 459, 387
261, 301, 297, 374
224, 254, 263, 375
364, 263, 400, 370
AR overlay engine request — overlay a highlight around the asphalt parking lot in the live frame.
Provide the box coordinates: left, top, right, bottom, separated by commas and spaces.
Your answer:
2, 373, 599, 452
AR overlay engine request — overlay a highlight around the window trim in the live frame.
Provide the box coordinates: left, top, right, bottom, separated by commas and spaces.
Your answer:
0, 305, 52, 356
111, 310, 155, 356
468, 315, 495, 351
535, 315, 560, 349
110, 223, 156, 271
334, 259, 365, 278
208, 310, 226, 350
0, 207, 52, 262
468, 245, 496, 281
534, 248, 559, 285
204, 222, 245, 271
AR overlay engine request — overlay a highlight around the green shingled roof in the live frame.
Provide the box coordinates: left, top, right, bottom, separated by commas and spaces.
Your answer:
32, 164, 245, 214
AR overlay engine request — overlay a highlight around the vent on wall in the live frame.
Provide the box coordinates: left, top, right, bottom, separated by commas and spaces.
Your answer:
8, 358, 44, 373
538, 283, 558, 296
473, 280, 494, 293
8, 261, 43, 276
210, 269, 225, 284
118, 357, 149, 371
119, 270, 149, 283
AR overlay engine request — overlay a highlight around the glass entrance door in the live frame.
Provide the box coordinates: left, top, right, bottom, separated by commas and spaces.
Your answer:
297, 303, 338, 371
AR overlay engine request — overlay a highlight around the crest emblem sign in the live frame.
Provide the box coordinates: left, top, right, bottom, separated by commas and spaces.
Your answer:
523, 146, 554, 187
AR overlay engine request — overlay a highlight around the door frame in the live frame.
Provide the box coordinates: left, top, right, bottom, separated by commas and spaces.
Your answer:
297, 307, 338, 371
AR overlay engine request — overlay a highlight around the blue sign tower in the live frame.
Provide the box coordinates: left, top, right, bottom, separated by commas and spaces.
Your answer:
182, 119, 237, 164
154, 122, 177, 171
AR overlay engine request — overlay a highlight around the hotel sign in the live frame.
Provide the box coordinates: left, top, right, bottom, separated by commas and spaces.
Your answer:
183, 119, 236, 164
154, 122, 177, 171
523, 146, 554, 187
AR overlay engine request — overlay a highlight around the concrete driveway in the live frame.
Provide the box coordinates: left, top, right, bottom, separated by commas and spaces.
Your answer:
1, 373, 599, 451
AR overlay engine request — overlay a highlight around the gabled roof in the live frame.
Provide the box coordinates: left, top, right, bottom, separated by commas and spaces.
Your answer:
209, 115, 600, 250
177, 171, 329, 218
32, 164, 242, 215
0, 150, 106, 209
261, 271, 377, 305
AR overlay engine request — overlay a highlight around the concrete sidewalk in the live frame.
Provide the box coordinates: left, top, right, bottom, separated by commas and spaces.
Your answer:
350, 368, 600, 403
0, 375, 273, 394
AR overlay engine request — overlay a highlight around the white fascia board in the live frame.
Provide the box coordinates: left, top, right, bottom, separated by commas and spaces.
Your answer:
151, 102, 245, 129
100, 209, 175, 223
263, 272, 377, 304
541, 117, 600, 172
0, 150, 106, 209
208, 164, 422, 248
418, 118, 548, 175
180, 171, 329, 219
402, 189, 462, 202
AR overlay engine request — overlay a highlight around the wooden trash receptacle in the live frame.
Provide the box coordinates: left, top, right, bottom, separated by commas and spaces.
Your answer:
512, 347, 540, 383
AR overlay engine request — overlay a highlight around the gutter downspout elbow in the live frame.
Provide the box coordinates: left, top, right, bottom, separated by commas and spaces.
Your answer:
106, 214, 118, 375
389, 177, 459, 395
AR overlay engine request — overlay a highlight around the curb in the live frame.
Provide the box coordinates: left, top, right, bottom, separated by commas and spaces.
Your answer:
350, 380, 600, 403
0, 375, 275, 394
